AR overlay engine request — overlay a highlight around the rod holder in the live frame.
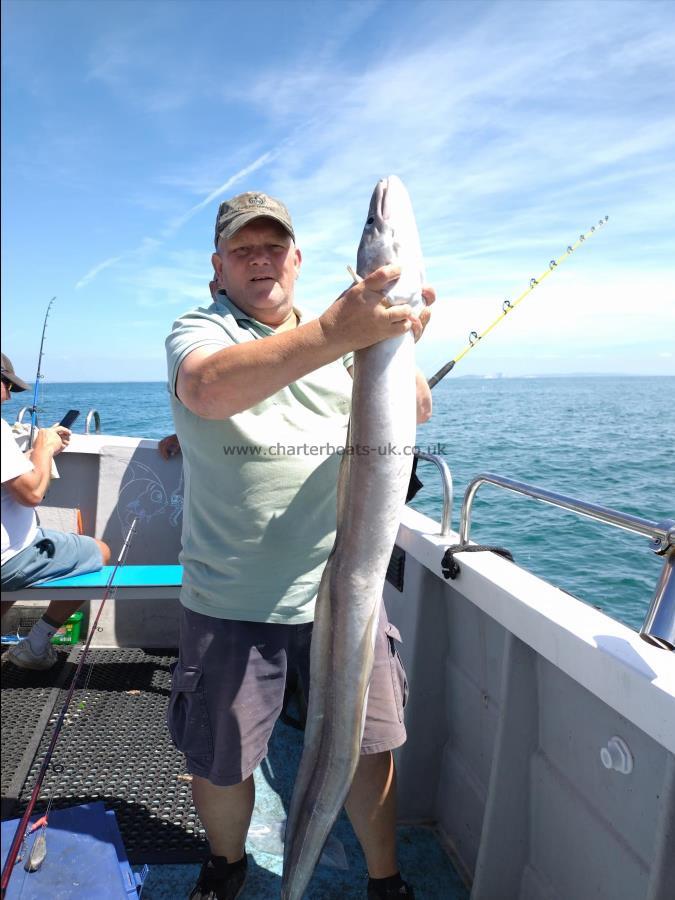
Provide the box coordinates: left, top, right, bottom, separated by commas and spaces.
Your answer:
84, 409, 101, 434
640, 522, 675, 651
16, 407, 34, 426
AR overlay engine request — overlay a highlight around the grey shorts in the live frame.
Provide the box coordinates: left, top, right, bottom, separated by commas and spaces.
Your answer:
1, 527, 103, 590
168, 602, 409, 786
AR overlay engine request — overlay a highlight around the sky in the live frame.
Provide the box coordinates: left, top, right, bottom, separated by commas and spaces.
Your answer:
1, 0, 674, 382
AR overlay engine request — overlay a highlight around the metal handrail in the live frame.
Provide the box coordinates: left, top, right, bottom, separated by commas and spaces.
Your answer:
84, 409, 101, 434
16, 407, 34, 426
640, 550, 674, 651
413, 451, 453, 536
459, 473, 672, 550
458, 473, 674, 650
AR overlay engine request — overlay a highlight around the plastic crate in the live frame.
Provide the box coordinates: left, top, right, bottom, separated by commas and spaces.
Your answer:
51, 609, 84, 645
10, 610, 84, 645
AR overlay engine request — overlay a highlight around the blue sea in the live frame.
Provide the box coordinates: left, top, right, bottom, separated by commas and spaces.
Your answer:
4, 376, 673, 633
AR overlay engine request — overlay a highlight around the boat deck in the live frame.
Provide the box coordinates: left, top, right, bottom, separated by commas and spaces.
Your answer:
0, 645, 468, 899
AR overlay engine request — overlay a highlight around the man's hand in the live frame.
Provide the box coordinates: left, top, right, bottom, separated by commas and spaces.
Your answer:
320, 265, 426, 354
34, 426, 68, 456
6, 425, 67, 507
159, 434, 181, 459
410, 284, 435, 343
320, 267, 435, 352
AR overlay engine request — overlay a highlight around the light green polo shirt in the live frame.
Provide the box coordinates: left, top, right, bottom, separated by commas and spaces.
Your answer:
165, 293, 353, 624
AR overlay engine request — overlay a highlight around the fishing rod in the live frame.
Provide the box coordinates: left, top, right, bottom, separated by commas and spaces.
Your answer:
28, 297, 56, 449
427, 216, 609, 388
405, 216, 609, 501
0, 518, 138, 898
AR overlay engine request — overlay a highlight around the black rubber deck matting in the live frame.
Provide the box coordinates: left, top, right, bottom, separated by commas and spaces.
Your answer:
1, 647, 208, 864
0, 646, 75, 818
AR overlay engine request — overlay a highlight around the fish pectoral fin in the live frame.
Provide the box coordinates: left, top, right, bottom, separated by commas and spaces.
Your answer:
24, 833, 47, 872
346, 265, 363, 285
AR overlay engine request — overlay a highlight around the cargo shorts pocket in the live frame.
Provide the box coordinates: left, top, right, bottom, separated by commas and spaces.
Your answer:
167, 661, 213, 763
385, 623, 409, 723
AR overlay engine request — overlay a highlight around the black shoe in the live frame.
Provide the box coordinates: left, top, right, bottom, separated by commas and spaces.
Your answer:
367, 872, 415, 899
189, 854, 248, 900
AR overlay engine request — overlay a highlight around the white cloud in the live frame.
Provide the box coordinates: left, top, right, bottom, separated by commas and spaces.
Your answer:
86, 21, 197, 113
164, 150, 278, 236
122, 249, 211, 310
75, 255, 123, 289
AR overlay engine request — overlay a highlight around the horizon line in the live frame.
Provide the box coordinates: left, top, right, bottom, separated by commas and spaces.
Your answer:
7, 372, 674, 386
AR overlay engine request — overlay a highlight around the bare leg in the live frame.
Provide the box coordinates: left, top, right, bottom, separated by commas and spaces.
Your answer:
3, 599, 82, 631
42, 599, 86, 626
95, 539, 111, 565
191, 773, 254, 861
345, 750, 398, 878
2, 598, 82, 628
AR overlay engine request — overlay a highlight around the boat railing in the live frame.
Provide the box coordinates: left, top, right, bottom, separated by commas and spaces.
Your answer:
84, 409, 101, 434
459, 473, 674, 651
413, 451, 453, 536
16, 407, 34, 426
15, 407, 102, 435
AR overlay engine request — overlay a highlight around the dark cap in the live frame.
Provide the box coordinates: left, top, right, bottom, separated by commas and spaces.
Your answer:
1, 353, 29, 392
214, 191, 295, 248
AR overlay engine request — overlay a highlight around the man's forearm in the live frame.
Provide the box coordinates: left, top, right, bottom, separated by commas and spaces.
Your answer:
183, 339, 433, 423
14, 445, 54, 506
178, 265, 423, 420
415, 370, 432, 424
180, 319, 348, 419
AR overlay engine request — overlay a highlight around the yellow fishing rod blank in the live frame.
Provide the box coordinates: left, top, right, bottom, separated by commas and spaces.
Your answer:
427, 216, 609, 388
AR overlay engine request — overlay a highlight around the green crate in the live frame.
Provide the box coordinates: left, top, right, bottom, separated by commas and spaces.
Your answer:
51, 610, 84, 645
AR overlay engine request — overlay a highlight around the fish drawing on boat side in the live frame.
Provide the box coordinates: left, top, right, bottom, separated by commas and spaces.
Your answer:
281, 176, 426, 899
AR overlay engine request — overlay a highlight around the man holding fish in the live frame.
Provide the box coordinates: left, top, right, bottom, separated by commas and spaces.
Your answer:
165, 184, 433, 900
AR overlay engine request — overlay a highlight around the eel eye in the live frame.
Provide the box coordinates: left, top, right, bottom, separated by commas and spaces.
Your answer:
366, 217, 374, 225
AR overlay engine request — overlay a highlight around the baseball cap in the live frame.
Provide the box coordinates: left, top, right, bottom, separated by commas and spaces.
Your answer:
1, 353, 29, 392
214, 191, 295, 247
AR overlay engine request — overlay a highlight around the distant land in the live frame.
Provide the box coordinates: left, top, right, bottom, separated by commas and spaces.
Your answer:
452, 373, 674, 380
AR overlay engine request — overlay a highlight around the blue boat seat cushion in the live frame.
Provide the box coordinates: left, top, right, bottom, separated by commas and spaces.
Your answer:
37, 565, 183, 589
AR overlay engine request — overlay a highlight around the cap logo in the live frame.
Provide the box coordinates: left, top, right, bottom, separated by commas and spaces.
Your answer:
215, 191, 294, 247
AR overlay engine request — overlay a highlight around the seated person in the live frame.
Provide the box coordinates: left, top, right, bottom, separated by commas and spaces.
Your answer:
1, 353, 111, 670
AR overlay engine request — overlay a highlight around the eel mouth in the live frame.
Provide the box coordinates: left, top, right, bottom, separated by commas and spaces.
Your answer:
379, 177, 391, 222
